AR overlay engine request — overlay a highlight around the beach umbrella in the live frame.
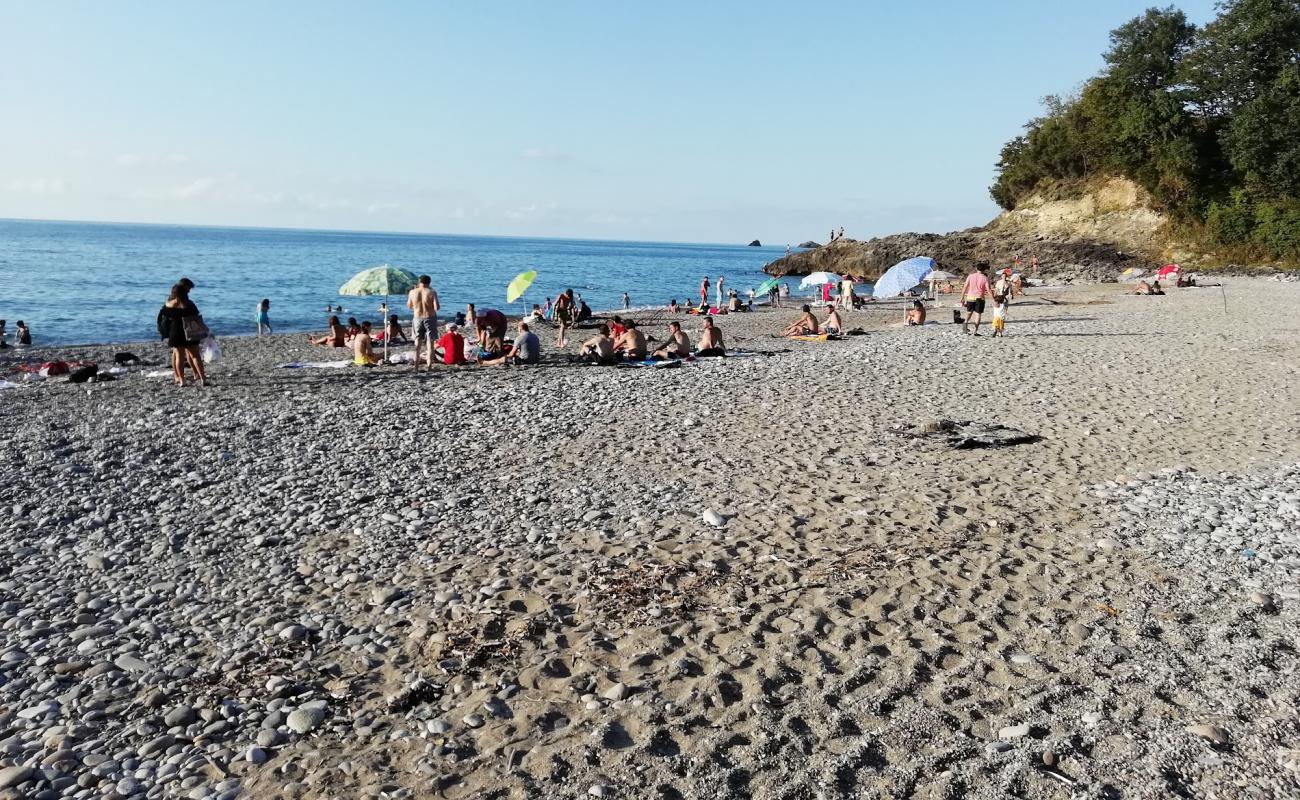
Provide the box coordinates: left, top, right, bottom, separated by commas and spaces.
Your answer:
1157, 264, 1181, 280
873, 256, 935, 299
755, 277, 780, 297
921, 268, 957, 301
339, 264, 418, 364
507, 270, 537, 304
798, 271, 841, 290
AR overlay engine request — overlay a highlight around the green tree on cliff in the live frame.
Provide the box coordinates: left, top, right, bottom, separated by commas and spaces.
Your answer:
990, 0, 1300, 258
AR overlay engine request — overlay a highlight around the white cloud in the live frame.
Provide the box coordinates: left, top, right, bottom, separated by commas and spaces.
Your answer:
8, 178, 67, 195
173, 177, 214, 198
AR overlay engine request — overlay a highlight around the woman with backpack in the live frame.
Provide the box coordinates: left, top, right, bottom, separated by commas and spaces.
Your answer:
157, 281, 208, 387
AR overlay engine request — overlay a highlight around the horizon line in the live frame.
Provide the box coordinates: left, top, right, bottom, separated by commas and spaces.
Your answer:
0, 214, 794, 251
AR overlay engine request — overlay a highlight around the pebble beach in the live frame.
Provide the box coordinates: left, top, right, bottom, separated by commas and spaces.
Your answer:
3, 279, 1300, 799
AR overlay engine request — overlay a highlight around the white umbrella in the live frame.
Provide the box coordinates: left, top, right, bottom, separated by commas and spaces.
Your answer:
799, 272, 842, 297
922, 269, 957, 301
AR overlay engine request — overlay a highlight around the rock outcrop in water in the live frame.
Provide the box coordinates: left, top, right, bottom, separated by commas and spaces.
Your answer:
748, 239, 761, 247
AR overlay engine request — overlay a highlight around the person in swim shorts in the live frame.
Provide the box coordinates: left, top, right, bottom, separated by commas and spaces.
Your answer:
961, 262, 992, 335
407, 274, 440, 370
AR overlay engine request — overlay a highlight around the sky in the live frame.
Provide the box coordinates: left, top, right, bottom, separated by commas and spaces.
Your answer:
0, 1, 1220, 245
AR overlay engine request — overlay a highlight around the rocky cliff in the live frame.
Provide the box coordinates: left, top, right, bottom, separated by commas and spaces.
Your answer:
765, 177, 1170, 281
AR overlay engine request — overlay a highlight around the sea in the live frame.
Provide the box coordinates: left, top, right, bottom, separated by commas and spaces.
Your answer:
0, 219, 798, 346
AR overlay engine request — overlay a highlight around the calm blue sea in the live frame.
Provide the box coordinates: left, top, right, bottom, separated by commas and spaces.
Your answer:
0, 219, 792, 346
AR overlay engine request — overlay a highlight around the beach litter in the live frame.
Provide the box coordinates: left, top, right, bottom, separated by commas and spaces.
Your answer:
902, 419, 1041, 449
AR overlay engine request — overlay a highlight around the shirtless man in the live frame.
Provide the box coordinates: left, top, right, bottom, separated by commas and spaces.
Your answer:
961, 262, 992, 335
406, 275, 440, 369
823, 304, 844, 334
652, 321, 691, 360
616, 320, 648, 360
696, 317, 726, 357
579, 324, 617, 364
782, 305, 820, 337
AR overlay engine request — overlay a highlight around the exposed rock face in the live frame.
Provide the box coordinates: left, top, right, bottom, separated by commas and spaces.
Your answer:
748, 240, 761, 247
767, 177, 1163, 281
764, 230, 1140, 282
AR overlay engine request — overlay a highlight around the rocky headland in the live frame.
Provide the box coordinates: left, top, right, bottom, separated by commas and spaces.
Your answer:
765, 177, 1172, 281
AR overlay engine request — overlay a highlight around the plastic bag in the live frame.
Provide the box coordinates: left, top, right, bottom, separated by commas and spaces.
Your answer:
200, 336, 223, 364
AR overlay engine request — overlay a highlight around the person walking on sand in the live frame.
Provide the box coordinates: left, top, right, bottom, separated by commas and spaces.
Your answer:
254, 299, 273, 336
553, 289, 575, 348
407, 275, 441, 370
715, 275, 726, 308
961, 262, 992, 335
157, 282, 207, 387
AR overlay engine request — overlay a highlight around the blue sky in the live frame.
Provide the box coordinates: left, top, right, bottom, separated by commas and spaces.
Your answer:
0, 1, 1219, 244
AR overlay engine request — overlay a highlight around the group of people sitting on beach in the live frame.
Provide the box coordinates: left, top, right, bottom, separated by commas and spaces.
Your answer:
571, 315, 726, 363
781, 303, 844, 337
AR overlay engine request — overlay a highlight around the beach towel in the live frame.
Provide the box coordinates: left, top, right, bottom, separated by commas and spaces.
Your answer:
790, 334, 832, 342
616, 358, 684, 369
0, 380, 20, 390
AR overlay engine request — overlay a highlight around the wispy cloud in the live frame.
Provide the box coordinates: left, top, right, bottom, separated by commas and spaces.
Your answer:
8, 177, 67, 195
173, 177, 214, 198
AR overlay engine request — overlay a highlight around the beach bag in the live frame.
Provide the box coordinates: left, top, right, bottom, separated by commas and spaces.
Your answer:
182, 314, 210, 342
200, 336, 223, 364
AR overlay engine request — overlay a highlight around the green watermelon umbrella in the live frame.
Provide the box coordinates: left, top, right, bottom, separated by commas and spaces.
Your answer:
339, 264, 418, 364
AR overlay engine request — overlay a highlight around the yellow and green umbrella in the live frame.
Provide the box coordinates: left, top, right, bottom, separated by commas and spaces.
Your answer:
507, 270, 537, 304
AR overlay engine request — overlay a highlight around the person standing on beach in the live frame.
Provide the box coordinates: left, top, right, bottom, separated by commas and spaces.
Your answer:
553, 289, 575, 348
716, 275, 726, 308
255, 298, 272, 336
543, 296, 553, 320
961, 262, 992, 335
700, 276, 710, 308
622, 291, 631, 309
407, 275, 440, 370
157, 282, 207, 387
